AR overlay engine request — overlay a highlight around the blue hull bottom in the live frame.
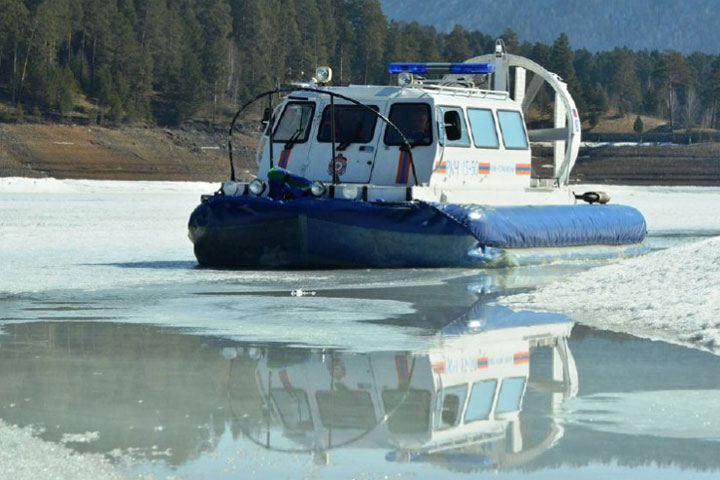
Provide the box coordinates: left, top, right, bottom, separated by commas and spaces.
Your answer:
188, 195, 647, 269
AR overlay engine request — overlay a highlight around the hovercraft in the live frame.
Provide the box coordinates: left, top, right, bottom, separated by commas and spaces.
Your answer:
188, 41, 646, 269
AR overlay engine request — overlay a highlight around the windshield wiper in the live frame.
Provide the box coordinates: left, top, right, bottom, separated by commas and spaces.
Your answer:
335, 120, 364, 151
337, 139, 352, 151
283, 127, 304, 150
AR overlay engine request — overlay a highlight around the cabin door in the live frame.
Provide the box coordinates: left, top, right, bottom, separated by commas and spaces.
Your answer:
303, 100, 386, 183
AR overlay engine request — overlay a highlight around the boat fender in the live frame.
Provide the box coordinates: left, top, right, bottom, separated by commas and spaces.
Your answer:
575, 191, 610, 204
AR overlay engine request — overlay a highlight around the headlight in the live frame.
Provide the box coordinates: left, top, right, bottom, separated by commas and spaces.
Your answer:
248, 179, 266, 196
223, 182, 239, 196
398, 72, 414, 86
316, 66, 332, 84
341, 185, 359, 200
310, 181, 326, 197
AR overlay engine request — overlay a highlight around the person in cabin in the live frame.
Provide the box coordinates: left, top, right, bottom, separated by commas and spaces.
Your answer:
406, 107, 431, 145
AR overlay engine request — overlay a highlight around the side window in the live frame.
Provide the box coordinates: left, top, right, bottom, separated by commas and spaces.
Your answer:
384, 103, 433, 146
273, 102, 315, 143
498, 110, 529, 149
496, 377, 527, 414
467, 108, 499, 148
439, 107, 470, 147
464, 379, 497, 422
436, 384, 468, 429
317, 105, 378, 144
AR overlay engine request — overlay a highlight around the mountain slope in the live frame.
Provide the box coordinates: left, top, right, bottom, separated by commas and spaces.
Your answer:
380, 0, 718, 53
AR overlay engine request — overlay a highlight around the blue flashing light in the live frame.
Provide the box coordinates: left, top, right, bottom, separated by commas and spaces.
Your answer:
448, 63, 495, 74
388, 62, 494, 75
388, 63, 427, 74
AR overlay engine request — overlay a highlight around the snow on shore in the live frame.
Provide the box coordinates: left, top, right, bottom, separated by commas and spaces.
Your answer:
499, 235, 720, 354
0, 176, 215, 194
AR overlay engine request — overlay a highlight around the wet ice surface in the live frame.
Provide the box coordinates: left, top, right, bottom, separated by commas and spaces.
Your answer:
2, 178, 720, 479
499, 185, 720, 355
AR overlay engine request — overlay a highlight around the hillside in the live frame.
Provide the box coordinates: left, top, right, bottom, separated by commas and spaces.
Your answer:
380, 0, 718, 53
0, 122, 257, 182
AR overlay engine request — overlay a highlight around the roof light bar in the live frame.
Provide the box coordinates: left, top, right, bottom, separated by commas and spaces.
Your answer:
388, 62, 495, 75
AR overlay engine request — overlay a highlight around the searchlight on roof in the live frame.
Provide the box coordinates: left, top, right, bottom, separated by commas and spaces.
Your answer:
388, 62, 495, 75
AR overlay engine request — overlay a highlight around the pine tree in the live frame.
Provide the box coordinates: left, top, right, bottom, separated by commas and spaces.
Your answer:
346, 0, 386, 84
706, 57, 720, 128
550, 33, 585, 114
653, 50, 691, 128
0, 0, 30, 103
197, 0, 232, 122
444, 25, 471, 63
500, 28, 520, 54
609, 48, 641, 116
633, 115, 644, 141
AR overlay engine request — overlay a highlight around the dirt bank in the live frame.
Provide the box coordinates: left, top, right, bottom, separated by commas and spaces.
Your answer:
530, 143, 720, 186
570, 143, 720, 185
0, 122, 258, 182
2, 122, 720, 185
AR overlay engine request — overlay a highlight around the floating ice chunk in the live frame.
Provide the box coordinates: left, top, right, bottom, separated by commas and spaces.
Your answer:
60, 431, 100, 444
290, 288, 317, 297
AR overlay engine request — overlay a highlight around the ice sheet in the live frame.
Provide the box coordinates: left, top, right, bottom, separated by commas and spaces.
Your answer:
500, 235, 720, 354
4, 178, 720, 356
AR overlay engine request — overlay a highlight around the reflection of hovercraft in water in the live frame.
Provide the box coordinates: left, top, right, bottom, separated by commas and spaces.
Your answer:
227, 305, 577, 469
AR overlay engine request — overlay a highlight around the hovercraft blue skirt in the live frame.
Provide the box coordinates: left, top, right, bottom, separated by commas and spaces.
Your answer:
188, 195, 647, 269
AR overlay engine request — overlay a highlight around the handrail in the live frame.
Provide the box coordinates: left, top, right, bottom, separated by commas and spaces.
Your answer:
414, 83, 510, 99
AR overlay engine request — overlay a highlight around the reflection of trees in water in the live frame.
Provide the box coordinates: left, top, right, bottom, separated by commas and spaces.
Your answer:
571, 324, 632, 343
529, 427, 720, 472
0, 322, 262, 466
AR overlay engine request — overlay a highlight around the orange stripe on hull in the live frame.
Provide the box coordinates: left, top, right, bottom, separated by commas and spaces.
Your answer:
513, 352, 530, 364
515, 163, 531, 176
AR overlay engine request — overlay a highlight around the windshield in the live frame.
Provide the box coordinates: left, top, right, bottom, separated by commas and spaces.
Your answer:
384, 103, 433, 146
317, 105, 379, 143
382, 389, 431, 434
273, 102, 315, 143
270, 388, 313, 430
315, 390, 377, 429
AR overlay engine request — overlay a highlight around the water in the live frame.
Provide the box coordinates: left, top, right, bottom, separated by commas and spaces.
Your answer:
2, 181, 720, 478
2, 287, 720, 479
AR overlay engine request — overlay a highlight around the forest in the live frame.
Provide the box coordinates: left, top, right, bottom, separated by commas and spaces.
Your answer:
1, 0, 720, 131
